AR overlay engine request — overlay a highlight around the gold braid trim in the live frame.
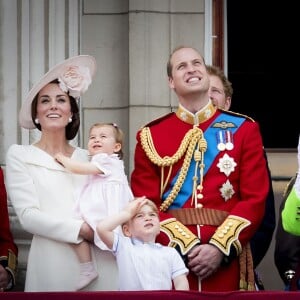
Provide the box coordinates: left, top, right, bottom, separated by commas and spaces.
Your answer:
209, 215, 250, 255
160, 218, 200, 255
140, 126, 197, 167
140, 126, 206, 211
239, 243, 256, 291
0, 249, 17, 273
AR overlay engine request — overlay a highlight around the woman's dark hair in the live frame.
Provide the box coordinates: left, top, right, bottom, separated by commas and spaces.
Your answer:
31, 79, 80, 140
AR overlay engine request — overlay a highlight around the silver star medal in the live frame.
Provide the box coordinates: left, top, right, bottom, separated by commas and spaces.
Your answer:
217, 153, 237, 177
220, 179, 235, 201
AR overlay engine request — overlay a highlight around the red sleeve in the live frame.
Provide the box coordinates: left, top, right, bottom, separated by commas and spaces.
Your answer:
0, 167, 18, 263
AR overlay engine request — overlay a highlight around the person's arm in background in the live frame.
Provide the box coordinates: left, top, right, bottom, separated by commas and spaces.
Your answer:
0, 167, 18, 291
274, 175, 300, 289
281, 135, 300, 235
275, 135, 300, 290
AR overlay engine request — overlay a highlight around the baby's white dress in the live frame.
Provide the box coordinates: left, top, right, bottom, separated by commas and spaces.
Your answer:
74, 153, 133, 249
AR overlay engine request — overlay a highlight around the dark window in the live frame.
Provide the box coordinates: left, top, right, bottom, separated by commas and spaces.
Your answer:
227, 1, 298, 149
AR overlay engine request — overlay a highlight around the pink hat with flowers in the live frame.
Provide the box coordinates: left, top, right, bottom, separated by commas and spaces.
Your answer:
19, 55, 97, 129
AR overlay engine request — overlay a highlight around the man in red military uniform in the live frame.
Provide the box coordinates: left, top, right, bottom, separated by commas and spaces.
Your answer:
0, 167, 18, 291
131, 46, 269, 291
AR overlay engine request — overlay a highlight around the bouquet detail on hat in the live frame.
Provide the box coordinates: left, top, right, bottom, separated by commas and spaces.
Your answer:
58, 65, 92, 99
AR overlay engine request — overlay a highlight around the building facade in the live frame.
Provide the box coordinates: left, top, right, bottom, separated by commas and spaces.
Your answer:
0, 0, 296, 291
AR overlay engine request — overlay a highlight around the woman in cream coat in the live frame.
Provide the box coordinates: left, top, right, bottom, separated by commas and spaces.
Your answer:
5, 55, 118, 291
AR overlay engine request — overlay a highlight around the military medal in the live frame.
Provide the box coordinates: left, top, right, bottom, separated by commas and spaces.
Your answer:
217, 130, 234, 151
220, 179, 235, 201
217, 131, 226, 151
217, 153, 237, 176
225, 130, 234, 150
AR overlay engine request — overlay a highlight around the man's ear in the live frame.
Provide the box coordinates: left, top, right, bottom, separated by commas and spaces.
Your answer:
168, 76, 175, 89
224, 97, 232, 111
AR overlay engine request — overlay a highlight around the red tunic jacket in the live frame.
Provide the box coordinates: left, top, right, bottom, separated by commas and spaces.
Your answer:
131, 104, 269, 291
0, 167, 18, 290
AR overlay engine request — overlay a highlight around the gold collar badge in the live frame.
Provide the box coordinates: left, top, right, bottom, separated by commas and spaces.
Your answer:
176, 101, 216, 125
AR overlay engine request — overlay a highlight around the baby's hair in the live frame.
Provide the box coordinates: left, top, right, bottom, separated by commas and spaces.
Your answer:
89, 122, 124, 159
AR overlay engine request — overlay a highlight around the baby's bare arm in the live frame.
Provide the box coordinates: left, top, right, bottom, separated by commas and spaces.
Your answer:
54, 152, 102, 175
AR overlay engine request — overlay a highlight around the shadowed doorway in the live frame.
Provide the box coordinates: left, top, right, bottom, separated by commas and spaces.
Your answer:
226, 1, 298, 149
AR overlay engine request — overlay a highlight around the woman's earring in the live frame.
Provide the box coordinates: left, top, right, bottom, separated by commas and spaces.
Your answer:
35, 118, 39, 124
68, 117, 72, 123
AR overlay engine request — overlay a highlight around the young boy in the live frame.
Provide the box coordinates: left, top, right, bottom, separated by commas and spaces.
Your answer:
96, 197, 189, 290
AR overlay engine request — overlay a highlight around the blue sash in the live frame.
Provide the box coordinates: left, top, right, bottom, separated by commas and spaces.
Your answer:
162, 113, 246, 209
